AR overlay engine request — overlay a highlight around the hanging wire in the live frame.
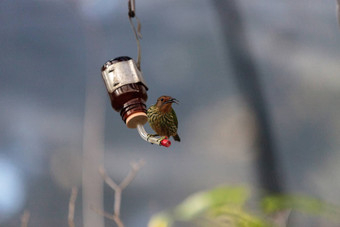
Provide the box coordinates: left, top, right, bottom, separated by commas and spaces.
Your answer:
127, 0, 171, 147
128, 0, 142, 70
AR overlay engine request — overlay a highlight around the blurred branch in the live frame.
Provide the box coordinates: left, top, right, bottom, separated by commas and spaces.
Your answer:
212, 0, 284, 194
94, 159, 145, 227
21, 210, 30, 227
66, 1, 106, 227
268, 209, 291, 227
119, 160, 145, 190
91, 206, 124, 227
68, 187, 78, 227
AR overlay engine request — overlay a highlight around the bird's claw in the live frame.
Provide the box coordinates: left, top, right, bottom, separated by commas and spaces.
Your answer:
147, 134, 162, 141
146, 134, 153, 142
158, 136, 167, 142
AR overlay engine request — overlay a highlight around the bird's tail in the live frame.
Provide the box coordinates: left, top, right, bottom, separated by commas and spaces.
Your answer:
173, 134, 181, 142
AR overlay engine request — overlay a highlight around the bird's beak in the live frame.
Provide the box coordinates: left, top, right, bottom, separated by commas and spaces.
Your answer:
165, 98, 179, 104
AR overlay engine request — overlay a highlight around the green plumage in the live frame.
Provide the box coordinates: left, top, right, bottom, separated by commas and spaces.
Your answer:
147, 105, 181, 142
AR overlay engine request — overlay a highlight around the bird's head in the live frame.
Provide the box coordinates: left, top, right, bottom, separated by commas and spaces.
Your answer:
155, 96, 179, 113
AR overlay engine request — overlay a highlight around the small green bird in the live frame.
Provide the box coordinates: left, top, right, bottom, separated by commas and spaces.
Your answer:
147, 96, 181, 142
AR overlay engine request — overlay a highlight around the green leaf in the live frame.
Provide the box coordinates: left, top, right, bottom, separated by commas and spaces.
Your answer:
174, 186, 250, 221
262, 195, 340, 219
207, 206, 271, 227
148, 212, 173, 227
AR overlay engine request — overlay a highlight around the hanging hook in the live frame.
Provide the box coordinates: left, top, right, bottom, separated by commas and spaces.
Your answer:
128, 0, 136, 17
128, 0, 142, 70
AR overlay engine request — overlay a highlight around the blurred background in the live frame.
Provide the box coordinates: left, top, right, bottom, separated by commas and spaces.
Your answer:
1, 0, 340, 226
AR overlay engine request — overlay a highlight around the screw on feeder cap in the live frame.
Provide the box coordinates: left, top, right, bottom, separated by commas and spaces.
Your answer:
101, 56, 148, 93
101, 56, 149, 128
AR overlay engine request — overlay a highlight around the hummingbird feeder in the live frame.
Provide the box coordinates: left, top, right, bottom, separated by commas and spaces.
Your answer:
101, 1, 171, 147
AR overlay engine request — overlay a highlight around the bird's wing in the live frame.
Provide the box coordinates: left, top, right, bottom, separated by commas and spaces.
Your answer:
171, 108, 178, 128
147, 105, 154, 115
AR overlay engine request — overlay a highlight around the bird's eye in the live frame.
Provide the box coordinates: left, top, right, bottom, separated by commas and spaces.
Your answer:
161, 98, 164, 101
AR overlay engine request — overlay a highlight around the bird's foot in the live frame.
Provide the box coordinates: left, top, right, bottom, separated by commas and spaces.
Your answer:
149, 134, 159, 137
158, 136, 168, 141
147, 134, 158, 141
147, 134, 159, 142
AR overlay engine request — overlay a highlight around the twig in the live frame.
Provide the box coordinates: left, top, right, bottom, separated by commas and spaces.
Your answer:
90, 206, 124, 227
119, 160, 145, 190
91, 206, 116, 221
68, 187, 78, 227
99, 166, 120, 191
269, 209, 292, 227
21, 210, 30, 227
95, 159, 145, 227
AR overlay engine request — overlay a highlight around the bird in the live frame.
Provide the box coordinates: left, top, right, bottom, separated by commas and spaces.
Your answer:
147, 96, 181, 142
